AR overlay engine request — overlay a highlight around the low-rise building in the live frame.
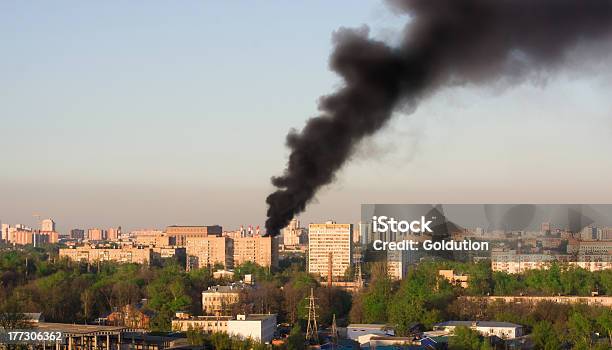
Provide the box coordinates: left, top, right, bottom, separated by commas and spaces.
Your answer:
171, 313, 276, 343
202, 285, 243, 315
172, 313, 231, 333
433, 320, 523, 339
438, 270, 469, 288
105, 302, 153, 330
227, 314, 277, 343
346, 324, 394, 341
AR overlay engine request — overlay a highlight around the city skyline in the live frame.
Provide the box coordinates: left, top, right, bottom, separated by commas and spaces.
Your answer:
3, 1, 612, 232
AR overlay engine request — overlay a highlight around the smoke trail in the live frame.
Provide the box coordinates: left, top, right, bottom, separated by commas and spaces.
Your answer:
265, 0, 612, 236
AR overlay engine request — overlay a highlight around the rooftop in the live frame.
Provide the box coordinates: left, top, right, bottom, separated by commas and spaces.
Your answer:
347, 324, 390, 329
435, 321, 522, 328
35, 322, 128, 335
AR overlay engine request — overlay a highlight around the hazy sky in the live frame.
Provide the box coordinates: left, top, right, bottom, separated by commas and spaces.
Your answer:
2, 1, 612, 233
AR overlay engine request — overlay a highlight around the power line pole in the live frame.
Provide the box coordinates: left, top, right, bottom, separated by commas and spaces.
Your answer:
305, 288, 319, 345
331, 313, 338, 349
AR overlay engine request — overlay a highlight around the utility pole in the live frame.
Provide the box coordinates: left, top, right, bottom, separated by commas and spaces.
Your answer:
331, 313, 338, 349
305, 288, 319, 345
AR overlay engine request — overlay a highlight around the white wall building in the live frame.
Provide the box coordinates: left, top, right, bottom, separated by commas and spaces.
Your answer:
433, 321, 523, 339
227, 314, 277, 343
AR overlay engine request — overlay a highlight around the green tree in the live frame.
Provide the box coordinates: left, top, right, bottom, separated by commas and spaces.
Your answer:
285, 325, 305, 350
146, 263, 191, 331
210, 332, 232, 350
596, 308, 612, 347
531, 321, 561, 350
448, 326, 483, 350
568, 311, 593, 349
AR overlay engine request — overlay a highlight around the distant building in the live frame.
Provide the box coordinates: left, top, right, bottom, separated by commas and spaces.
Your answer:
491, 250, 565, 274
165, 225, 222, 246
438, 269, 469, 288
282, 218, 305, 246
463, 295, 612, 307
152, 246, 187, 267
70, 229, 85, 240
105, 301, 153, 330
233, 235, 278, 268
308, 222, 352, 279
201, 285, 242, 315
59, 245, 155, 265
386, 246, 423, 280
491, 249, 611, 273
88, 228, 106, 241
41, 219, 56, 232
601, 227, 612, 241
433, 320, 523, 339
11, 230, 55, 246
131, 230, 165, 246
358, 222, 370, 245
107, 227, 121, 241
186, 236, 233, 270
38, 231, 59, 244
213, 269, 235, 279
578, 241, 612, 255
1, 223, 8, 241
581, 226, 598, 241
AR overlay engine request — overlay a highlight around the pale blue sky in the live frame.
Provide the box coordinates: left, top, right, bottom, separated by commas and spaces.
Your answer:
2, 1, 612, 233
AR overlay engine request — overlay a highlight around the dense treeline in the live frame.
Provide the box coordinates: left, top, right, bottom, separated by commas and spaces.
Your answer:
0, 245, 351, 332
350, 260, 612, 349
2, 245, 612, 348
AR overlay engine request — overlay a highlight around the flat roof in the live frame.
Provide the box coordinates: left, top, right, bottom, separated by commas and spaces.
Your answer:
435, 321, 521, 328
347, 324, 389, 329
35, 322, 128, 335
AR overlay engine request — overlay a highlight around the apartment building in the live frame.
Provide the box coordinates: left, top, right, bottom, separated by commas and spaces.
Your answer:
165, 225, 222, 246
233, 235, 278, 268
186, 236, 233, 270
308, 222, 352, 279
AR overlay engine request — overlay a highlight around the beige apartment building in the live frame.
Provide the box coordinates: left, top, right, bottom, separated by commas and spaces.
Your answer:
59, 245, 155, 265
132, 230, 170, 246
491, 249, 612, 273
186, 236, 233, 270
233, 235, 278, 268
106, 227, 121, 241
165, 225, 222, 246
308, 222, 352, 279
87, 228, 106, 241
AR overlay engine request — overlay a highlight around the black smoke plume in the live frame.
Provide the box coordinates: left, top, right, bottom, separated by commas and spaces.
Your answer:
265, 0, 612, 236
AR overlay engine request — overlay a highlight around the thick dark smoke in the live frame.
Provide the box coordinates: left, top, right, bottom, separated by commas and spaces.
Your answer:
265, 0, 612, 236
